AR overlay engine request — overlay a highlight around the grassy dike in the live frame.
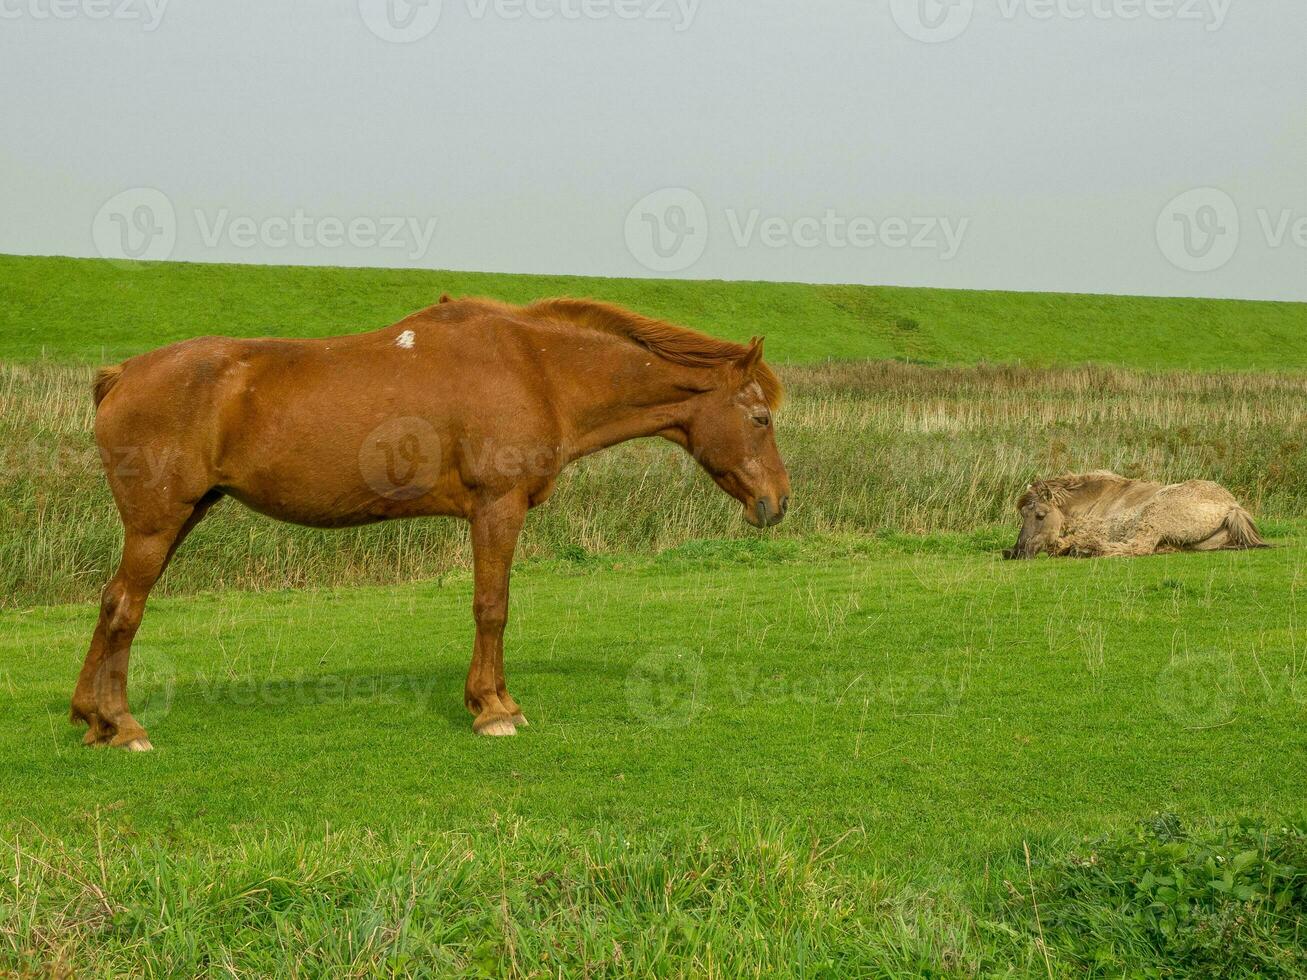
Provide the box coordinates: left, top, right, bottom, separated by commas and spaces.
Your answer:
4, 253, 1307, 368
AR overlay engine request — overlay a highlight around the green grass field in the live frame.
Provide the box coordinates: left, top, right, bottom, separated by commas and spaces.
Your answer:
3, 254, 1307, 975
5, 542, 1307, 974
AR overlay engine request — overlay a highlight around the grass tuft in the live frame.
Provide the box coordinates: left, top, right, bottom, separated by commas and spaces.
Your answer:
995, 815, 1307, 978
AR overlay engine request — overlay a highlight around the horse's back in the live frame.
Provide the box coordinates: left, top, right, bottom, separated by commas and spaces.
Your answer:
1163, 479, 1237, 503
1078, 477, 1164, 519
96, 327, 418, 429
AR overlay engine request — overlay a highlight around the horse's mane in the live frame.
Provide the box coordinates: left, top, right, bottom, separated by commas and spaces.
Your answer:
1020, 470, 1133, 508
431, 295, 784, 409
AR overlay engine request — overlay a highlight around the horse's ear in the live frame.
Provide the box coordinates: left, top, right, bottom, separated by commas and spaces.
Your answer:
439, 293, 452, 304
738, 336, 765, 375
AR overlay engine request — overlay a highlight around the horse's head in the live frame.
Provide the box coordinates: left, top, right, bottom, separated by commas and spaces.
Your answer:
1005, 482, 1066, 559
668, 337, 790, 528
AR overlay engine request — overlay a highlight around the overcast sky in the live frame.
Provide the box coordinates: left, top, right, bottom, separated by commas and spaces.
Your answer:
2, 1, 1303, 300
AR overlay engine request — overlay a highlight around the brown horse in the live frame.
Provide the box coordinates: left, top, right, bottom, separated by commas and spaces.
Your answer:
74, 296, 790, 749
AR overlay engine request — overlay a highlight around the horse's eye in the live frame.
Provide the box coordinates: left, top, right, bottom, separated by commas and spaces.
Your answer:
752, 415, 770, 427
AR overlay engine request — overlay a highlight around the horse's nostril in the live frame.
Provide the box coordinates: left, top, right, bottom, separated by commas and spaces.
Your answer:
779, 495, 789, 516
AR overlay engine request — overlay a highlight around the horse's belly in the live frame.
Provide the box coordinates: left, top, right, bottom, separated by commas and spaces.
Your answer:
223, 481, 465, 528
219, 434, 469, 526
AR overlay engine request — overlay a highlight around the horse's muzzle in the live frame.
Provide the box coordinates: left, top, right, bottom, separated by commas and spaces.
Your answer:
750, 495, 788, 528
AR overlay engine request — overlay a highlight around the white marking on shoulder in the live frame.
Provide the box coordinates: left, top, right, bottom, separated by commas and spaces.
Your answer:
396, 329, 416, 349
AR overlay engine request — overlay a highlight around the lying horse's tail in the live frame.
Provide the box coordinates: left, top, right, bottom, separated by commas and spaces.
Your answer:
1224, 506, 1270, 549
92, 364, 125, 408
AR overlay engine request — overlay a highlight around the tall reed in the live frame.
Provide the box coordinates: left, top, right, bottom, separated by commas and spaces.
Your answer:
3, 360, 1303, 607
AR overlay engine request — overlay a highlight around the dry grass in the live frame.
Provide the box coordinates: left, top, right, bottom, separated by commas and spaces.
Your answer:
2, 360, 1304, 608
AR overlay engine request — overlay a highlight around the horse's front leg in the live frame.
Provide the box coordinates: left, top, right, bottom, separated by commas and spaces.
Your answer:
465, 492, 527, 737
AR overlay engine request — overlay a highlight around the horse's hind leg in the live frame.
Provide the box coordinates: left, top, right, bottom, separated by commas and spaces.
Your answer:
72, 494, 219, 749
1190, 529, 1230, 551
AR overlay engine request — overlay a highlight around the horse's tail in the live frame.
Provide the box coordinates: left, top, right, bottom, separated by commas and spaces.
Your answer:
92, 364, 124, 408
1224, 506, 1270, 549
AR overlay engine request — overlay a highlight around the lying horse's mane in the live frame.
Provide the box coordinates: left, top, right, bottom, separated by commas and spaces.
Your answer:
1021, 470, 1132, 509
434, 295, 784, 410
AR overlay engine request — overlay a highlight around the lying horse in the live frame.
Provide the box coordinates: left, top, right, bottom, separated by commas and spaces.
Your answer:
1006, 470, 1266, 559
75, 296, 790, 749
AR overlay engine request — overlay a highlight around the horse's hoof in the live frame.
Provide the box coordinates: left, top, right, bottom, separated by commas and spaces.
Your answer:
108, 727, 152, 751
510, 713, 528, 727
474, 717, 517, 737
